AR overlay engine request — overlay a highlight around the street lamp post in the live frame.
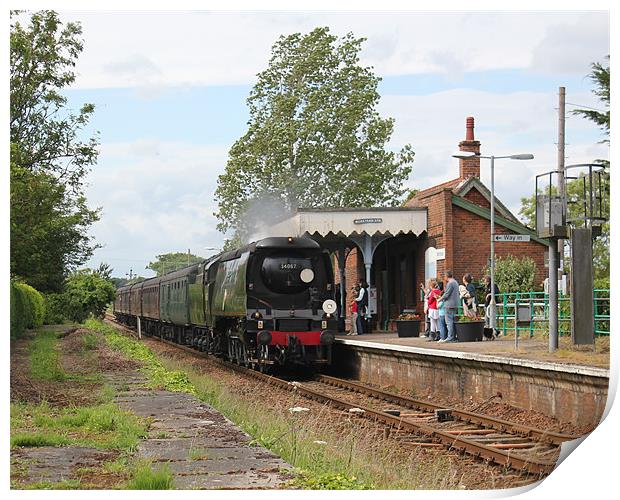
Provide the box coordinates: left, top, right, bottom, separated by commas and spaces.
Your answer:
452, 152, 534, 333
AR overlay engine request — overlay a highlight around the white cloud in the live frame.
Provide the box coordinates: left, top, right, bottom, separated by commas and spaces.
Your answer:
85, 141, 229, 275
63, 10, 609, 89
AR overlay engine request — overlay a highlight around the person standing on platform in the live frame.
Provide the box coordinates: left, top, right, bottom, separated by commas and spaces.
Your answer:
355, 281, 368, 334
420, 279, 431, 338
437, 281, 447, 342
462, 273, 477, 318
347, 286, 359, 336
426, 279, 441, 341
438, 270, 459, 343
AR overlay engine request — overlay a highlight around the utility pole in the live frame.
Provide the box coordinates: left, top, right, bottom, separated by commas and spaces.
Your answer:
187, 248, 190, 266
549, 86, 566, 353
557, 87, 566, 270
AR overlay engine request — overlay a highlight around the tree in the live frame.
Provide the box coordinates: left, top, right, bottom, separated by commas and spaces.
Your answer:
146, 252, 205, 277
572, 56, 609, 142
10, 161, 99, 291
62, 269, 116, 323
94, 263, 113, 280
215, 27, 415, 241
10, 11, 100, 291
483, 256, 537, 294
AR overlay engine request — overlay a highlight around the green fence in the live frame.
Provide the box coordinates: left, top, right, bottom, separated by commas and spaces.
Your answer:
476, 289, 610, 338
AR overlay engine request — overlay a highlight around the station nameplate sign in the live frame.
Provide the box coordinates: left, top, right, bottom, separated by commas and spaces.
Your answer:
353, 218, 383, 224
493, 234, 531, 242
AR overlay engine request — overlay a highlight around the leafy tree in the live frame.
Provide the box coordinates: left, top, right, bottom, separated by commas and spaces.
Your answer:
10, 11, 100, 291
94, 262, 113, 280
520, 57, 610, 284
572, 56, 609, 142
146, 252, 205, 277
62, 270, 116, 323
483, 256, 537, 294
215, 27, 415, 240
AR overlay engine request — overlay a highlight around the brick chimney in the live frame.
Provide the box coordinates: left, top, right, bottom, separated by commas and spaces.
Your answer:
458, 116, 481, 179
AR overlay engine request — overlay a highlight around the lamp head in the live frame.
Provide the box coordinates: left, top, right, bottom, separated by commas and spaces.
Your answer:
509, 154, 534, 160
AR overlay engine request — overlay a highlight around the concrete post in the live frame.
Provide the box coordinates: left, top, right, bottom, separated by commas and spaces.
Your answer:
549, 238, 559, 352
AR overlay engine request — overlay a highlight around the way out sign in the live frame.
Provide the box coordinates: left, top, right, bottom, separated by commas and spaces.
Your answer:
493, 234, 531, 242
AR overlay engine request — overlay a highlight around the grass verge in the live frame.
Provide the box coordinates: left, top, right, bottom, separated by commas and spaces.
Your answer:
85, 319, 196, 394
10, 401, 148, 452
29, 331, 67, 382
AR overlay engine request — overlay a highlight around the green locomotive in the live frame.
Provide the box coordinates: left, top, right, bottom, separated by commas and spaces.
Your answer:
114, 237, 338, 370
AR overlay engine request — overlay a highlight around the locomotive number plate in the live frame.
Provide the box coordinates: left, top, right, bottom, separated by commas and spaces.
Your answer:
280, 263, 298, 270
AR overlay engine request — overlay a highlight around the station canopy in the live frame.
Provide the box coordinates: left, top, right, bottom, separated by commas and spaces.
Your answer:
268, 207, 427, 240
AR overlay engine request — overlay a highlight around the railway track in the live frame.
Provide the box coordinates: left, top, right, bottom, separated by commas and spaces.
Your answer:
106, 317, 577, 476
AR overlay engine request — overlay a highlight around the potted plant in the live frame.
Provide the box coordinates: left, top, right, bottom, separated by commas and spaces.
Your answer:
454, 315, 484, 342
395, 312, 422, 338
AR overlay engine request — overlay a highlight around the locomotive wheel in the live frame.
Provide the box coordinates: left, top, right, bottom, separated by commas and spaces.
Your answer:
257, 345, 271, 374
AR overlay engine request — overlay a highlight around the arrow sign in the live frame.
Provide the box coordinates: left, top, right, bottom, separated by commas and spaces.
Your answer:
493, 234, 531, 242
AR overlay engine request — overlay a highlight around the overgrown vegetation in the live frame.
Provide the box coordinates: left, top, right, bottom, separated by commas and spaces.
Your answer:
29, 331, 67, 382
86, 319, 196, 395
126, 462, 174, 490
11, 401, 148, 453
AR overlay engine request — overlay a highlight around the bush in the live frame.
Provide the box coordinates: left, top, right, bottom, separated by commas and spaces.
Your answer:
43, 293, 67, 324
10, 282, 27, 339
10, 281, 46, 338
483, 256, 537, 294
62, 270, 116, 323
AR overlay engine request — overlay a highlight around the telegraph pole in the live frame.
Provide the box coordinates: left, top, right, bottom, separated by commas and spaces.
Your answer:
549, 86, 566, 353
557, 87, 566, 269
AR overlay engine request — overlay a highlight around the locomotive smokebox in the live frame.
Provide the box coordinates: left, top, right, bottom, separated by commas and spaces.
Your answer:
257, 330, 272, 345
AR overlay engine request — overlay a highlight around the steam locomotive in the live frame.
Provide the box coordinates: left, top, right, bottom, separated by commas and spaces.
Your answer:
113, 237, 338, 370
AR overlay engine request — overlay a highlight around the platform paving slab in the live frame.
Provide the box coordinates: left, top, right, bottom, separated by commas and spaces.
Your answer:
111, 372, 291, 489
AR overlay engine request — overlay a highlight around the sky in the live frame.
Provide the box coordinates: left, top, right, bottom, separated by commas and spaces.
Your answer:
51, 9, 610, 279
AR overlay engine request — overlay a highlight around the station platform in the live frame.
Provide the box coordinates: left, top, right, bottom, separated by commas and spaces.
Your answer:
335, 331, 610, 372
332, 332, 609, 428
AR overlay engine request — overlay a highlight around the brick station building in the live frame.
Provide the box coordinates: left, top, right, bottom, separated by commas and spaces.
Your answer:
271, 117, 549, 330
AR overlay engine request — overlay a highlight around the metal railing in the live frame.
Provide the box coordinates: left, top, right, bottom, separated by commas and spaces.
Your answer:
469, 290, 610, 337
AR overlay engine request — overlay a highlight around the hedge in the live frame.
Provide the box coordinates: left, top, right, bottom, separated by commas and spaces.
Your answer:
10, 281, 46, 339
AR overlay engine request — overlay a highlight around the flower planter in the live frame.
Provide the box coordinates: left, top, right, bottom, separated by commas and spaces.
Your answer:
396, 320, 421, 338
455, 320, 484, 342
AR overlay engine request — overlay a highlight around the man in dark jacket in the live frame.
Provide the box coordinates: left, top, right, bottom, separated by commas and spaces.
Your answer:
355, 280, 369, 334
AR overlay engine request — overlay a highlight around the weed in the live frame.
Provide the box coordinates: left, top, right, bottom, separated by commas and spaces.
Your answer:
82, 333, 98, 351
126, 463, 174, 490
188, 446, 209, 461
29, 331, 66, 382
11, 402, 148, 452
11, 432, 69, 448
154, 432, 170, 439
103, 455, 130, 474
289, 470, 370, 490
